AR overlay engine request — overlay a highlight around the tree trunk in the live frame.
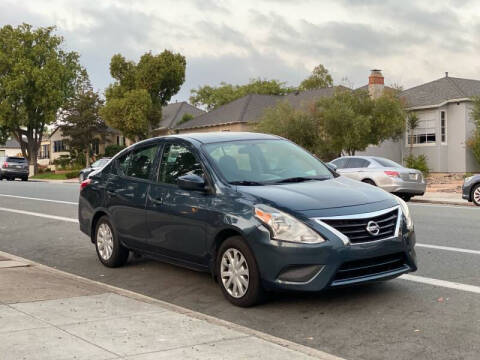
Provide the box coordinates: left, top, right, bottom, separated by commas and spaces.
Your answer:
85, 146, 90, 168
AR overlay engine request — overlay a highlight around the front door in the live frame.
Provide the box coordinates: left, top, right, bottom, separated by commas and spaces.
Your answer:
146, 141, 210, 267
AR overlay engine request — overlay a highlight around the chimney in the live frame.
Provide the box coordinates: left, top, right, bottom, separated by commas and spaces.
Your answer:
368, 69, 384, 99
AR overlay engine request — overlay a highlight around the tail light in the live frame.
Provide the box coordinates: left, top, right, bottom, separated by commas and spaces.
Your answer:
2, 162, 8, 168
80, 178, 91, 190
384, 170, 400, 178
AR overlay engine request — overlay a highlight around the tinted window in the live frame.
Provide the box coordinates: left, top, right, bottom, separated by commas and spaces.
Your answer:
373, 157, 402, 168
6, 157, 27, 163
345, 158, 370, 168
116, 145, 158, 180
331, 158, 347, 169
158, 143, 203, 185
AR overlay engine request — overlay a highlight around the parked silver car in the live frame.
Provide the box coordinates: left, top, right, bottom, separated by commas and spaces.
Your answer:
330, 156, 426, 201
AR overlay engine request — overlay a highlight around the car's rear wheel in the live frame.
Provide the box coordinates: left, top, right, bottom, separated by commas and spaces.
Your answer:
400, 194, 412, 202
94, 216, 129, 267
217, 236, 265, 307
22, 176, 28, 181
472, 184, 480, 206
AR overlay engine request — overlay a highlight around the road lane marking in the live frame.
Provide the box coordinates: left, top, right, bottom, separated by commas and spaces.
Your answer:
0, 193, 78, 205
401, 274, 480, 294
417, 243, 480, 255
0, 207, 78, 223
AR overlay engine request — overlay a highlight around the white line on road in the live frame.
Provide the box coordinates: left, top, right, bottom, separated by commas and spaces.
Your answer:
401, 274, 480, 294
417, 243, 480, 255
0, 193, 78, 205
0, 207, 78, 223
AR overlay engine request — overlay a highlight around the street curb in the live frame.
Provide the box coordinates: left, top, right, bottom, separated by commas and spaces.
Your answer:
411, 199, 474, 207
28, 179, 79, 184
0, 250, 344, 360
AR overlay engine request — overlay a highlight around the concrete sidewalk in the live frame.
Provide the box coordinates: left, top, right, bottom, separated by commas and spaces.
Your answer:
0, 251, 342, 360
412, 191, 473, 206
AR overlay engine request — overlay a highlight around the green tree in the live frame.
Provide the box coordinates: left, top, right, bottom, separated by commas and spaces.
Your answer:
101, 51, 186, 140
299, 64, 333, 91
59, 81, 106, 167
0, 24, 83, 173
190, 79, 295, 110
467, 97, 480, 166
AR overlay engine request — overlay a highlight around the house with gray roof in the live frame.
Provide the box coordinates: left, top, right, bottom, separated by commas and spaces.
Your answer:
154, 101, 205, 135
175, 86, 347, 133
0, 138, 21, 158
360, 72, 480, 172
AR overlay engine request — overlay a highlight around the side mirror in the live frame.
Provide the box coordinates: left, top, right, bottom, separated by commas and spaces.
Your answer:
177, 173, 206, 191
326, 162, 337, 172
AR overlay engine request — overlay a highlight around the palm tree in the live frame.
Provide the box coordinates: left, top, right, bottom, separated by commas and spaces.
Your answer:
407, 112, 419, 155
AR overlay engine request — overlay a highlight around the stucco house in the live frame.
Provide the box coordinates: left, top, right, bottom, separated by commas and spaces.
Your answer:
0, 138, 22, 158
359, 72, 480, 172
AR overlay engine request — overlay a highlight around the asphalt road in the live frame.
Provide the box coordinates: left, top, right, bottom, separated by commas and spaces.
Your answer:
0, 180, 479, 360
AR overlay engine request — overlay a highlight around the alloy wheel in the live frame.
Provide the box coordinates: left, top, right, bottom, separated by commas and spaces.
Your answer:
473, 186, 480, 205
220, 248, 250, 298
97, 223, 114, 260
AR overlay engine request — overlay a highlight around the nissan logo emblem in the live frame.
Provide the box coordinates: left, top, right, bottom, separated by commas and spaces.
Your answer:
366, 221, 380, 236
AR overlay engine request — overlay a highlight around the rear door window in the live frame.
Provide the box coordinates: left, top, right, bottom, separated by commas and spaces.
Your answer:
116, 145, 158, 180
158, 143, 204, 185
345, 158, 370, 169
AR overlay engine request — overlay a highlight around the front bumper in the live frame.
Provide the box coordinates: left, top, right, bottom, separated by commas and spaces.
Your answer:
462, 183, 471, 201
248, 216, 416, 292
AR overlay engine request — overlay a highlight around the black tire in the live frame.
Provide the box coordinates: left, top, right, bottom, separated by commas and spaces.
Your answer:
22, 176, 28, 182
6, 177, 13, 181
472, 184, 480, 206
216, 236, 265, 307
94, 216, 129, 267
362, 179, 376, 186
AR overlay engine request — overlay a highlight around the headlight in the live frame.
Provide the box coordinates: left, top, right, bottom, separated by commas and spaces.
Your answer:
254, 204, 325, 243
395, 196, 414, 231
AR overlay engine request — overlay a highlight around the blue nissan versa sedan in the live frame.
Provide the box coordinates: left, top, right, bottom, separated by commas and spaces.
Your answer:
79, 132, 417, 307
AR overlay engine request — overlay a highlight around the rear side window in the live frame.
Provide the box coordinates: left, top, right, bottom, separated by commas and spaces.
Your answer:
116, 145, 158, 180
6, 157, 27, 163
345, 158, 370, 168
331, 158, 347, 169
158, 143, 204, 185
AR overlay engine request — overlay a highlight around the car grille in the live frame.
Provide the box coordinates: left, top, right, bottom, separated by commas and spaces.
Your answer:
332, 252, 408, 284
320, 208, 399, 244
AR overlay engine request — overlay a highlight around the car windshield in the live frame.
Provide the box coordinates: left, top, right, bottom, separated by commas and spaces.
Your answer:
203, 139, 333, 184
374, 157, 403, 168
91, 159, 109, 168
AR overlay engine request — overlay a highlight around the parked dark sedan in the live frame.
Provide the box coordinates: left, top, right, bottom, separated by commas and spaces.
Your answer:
78, 132, 417, 306
78, 158, 111, 182
462, 174, 480, 206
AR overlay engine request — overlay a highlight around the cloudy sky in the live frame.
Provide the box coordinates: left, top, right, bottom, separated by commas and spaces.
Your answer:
2, 0, 480, 101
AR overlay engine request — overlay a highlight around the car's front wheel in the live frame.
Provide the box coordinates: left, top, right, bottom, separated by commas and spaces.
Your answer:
472, 184, 480, 206
217, 236, 265, 307
94, 216, 129, 267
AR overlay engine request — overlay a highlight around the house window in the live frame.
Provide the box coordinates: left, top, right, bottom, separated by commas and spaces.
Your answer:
53, 140, 67, 152
408, 119, 436, 145
116, 135, 125, 146
39, 144, 50, 159
441, 111, 447, 143
92, 139, 100, 155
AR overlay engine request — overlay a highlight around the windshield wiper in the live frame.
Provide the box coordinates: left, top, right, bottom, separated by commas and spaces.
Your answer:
272, 176, 330, 184
229, 180, 264, 186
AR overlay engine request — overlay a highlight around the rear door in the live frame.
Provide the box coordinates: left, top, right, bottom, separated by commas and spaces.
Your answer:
105, 143, 160, 249
338, 157, 370, 180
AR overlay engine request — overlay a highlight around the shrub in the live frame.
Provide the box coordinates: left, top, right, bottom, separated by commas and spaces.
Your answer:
104, 144, 125, 157
53, 154, 72, 169
65, 170, 80, 179
404, 154, 430, 177
466, 129, 480, 166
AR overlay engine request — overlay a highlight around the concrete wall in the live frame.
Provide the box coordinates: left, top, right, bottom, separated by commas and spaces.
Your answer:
357, 140, 403, 164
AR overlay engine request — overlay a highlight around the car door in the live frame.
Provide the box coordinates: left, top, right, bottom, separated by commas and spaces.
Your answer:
338, 157, 369, 180
105, 144, 159, 249
146, 140, 211, 267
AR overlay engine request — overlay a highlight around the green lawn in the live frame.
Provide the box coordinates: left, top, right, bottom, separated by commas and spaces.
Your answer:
31, 173, 68, 180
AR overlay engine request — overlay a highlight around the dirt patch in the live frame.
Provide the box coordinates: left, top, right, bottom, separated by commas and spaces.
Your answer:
426, 173, 466, 193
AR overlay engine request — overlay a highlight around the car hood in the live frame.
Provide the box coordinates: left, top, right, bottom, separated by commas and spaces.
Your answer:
238, 176, 395, 211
